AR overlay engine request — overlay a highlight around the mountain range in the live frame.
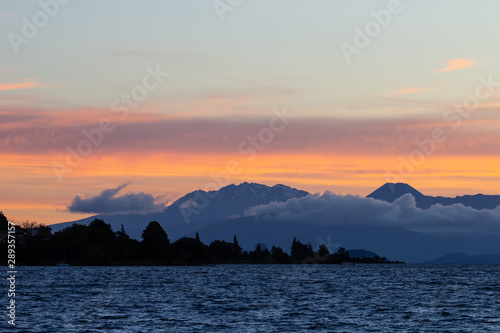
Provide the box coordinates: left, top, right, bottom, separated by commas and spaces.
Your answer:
52, 182, 309, 242
367, 182, 500, 210
51, 182, 500, 263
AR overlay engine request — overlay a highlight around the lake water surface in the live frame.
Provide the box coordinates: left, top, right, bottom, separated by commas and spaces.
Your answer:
5, 264, 500, 332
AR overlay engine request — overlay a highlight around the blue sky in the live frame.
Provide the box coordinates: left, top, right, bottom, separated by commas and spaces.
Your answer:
3, 0, 499, 115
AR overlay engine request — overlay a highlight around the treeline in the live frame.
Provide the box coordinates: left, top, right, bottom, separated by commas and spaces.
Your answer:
1, 212, 397, 265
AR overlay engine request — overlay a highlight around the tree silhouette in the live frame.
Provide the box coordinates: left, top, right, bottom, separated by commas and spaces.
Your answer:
22, 221, 52, 240
8, 214, 403, 265
291, 237, 297, 257
291, 238, 314, 262
315, 244, 330, 262
331, 247, 351, 263
318, 244, 330, 257
50, 223, 89, 262
18, 222, 52, 264
86, 219, 116, 261
0, 211, 9, 231
88, 219, 116, 246
209, 240, 235, 263
115, 224, 141, 262
233, 235, 242, 261
250, 243, 271, 263
251, 243, 264, 263
141, 221, 171, 262
271, 246, 291, 264
172, 236, 209, 263
142, 221, 168, 245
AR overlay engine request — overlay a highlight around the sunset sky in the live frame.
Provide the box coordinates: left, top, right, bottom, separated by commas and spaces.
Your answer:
1, 0, 500, 225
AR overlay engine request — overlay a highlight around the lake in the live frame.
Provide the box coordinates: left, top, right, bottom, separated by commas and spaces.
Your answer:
5, 264, 500, 332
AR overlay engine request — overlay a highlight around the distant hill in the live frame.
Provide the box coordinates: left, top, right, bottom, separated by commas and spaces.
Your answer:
347, 249, 379, 259
367, 183, 500, 210
424, 252, 500, 264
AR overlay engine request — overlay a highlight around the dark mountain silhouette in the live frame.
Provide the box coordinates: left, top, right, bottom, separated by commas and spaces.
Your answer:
367, 183, 425, 202
367, 183, 500, 210
51, 182, 309, 239
424, 252, 500, 264
347, 249, 379, 259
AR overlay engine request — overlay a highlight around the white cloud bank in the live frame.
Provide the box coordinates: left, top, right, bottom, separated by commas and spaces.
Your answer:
245, 192, 500, 236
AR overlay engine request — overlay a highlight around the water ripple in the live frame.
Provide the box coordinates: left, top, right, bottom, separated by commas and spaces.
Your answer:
4, 264, 500, 332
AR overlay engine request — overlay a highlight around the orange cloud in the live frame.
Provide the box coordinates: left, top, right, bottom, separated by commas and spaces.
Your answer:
436, 59, 475, 73
0, 79, 36, 91
480, 102, 500, 108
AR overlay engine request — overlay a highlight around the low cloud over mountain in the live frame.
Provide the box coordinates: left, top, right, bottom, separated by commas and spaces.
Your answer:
245, 192, 500, 236
66, 183, 167, 214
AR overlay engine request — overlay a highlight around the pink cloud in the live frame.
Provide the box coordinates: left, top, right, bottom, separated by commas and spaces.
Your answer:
1, 109, 499, 157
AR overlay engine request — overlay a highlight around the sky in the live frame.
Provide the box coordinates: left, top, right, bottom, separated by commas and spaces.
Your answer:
1, 0, 500, 225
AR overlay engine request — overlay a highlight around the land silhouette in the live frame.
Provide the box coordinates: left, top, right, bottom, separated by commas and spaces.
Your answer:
1, 212, 401, 266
